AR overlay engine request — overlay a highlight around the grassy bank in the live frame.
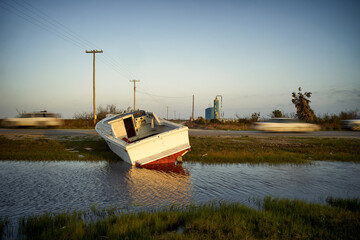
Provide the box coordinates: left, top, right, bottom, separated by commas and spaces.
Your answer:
4, 197, 358, 240
1, 135, 360, 163
0, 217, 9, 240
185, 136, 360, 164
0, 136, 118, 161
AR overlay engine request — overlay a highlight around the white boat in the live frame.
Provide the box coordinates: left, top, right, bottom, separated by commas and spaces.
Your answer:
95, 110, 191, 166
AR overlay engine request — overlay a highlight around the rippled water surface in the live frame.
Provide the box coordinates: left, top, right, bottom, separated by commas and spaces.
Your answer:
1, 161, 360, 220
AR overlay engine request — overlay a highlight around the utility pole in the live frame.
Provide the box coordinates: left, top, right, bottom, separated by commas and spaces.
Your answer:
86, 49, 103, 124
130, 80, 140, 111
192, 95, 194, 120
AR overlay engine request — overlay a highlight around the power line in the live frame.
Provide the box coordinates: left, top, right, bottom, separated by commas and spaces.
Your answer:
13, 0, 91, 49
99, 53, 140, 80
96, 57, 133, 80
18, 0, 140, 80
0, 0, 140, 80
137, 89, 193, 99
18, 0, 97, 49
0, 1, 86, 49
97, 55, 138, 80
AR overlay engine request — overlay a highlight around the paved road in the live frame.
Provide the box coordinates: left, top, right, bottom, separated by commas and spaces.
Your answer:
1, 128, 359, 138
189, 129, 360, 138
0, 129, 98, 138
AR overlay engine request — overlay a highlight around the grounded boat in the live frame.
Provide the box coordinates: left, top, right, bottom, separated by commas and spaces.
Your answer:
95, 110, 191, 166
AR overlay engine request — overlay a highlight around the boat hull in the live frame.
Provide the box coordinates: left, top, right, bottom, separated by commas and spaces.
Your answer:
96, 112, 190, 166
105, 139, 133, 164
136, 148, 189, 167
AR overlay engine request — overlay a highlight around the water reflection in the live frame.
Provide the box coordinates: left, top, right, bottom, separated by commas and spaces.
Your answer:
0, 161, 192, 221
0, 160, 360, 222
125, 163, 191, 207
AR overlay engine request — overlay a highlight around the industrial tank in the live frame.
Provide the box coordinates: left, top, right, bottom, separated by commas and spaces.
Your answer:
214, 97, 220, 119
205, 107, 214, 120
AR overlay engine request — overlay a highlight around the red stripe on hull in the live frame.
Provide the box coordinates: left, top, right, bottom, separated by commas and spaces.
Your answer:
138, 163, 189, 175
136, 149, 190, 167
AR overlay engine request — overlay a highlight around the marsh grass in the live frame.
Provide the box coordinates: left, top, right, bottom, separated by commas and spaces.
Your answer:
1, 135, 359, 163
61, 119, 95, 129
12, 197, 360, 240
0, 217, 9, 240
184, 136, 360, 164
326, 197, 360, 213
0, 136, 118, 161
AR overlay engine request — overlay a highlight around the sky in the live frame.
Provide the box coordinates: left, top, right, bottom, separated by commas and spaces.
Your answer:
0, 0, 359, 119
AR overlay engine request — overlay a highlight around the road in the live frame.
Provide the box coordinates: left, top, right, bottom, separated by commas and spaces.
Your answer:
1, 128, 359, 139
189, 129, 360, 138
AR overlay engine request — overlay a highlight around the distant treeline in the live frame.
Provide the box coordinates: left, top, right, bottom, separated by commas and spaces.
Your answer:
1, 106, 357, 131
189, 110, 358, 131
62, 104, 131, 128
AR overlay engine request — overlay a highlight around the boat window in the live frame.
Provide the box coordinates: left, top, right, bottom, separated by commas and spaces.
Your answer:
124, 117, 136, 138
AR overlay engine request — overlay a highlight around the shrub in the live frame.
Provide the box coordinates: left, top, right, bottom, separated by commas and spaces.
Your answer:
209, 119, 221, 124
194, 117, 207, 125
271, 109, 283, 118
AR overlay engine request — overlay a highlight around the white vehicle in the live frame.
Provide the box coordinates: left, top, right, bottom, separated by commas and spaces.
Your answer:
252, 118, 320, 132
95, 110, 191, 166
342, 119, 360, 131
2, 111, 63, 128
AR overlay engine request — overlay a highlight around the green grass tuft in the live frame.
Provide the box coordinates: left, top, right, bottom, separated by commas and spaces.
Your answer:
0, 136, 118, 161
326, 197, 360, 213
184, 136, 360, 164
12, 197, 360, 240
1, 135, 360, 164
0, 217, 9, 240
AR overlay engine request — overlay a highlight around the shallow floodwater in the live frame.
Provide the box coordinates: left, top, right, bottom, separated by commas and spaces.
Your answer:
1, 161, 360, 221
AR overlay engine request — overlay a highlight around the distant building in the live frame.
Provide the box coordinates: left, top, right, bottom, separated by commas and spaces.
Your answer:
205, 95, 223, 120
214, 96, 220, 119
205, 107, 214, 120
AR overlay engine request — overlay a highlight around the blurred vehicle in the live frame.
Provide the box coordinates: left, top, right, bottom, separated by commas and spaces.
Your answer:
342, 119, 360, 131
2, 111, 63, 128
252, 118, 320, 132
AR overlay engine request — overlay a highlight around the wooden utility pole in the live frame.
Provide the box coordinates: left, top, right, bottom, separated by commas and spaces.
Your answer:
130, 80, 140, 111
86, 49, 103, 124
192, 95, 194, 120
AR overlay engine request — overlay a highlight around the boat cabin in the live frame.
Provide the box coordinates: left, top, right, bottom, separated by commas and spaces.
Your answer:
107, 111, 174, 143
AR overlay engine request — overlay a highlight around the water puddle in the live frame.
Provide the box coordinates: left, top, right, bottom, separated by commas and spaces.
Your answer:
0, 160, 359, 222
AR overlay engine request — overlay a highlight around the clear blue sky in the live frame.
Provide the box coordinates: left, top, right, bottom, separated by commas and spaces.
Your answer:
0, 0, 359, 119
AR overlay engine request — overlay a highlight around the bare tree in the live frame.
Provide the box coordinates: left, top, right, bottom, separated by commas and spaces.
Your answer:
96, 104, 125, 120
291, 87, 315, 122
250, 112, 260, 122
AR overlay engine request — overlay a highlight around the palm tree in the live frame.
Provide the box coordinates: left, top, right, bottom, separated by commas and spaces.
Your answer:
291, 87, 315, 122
